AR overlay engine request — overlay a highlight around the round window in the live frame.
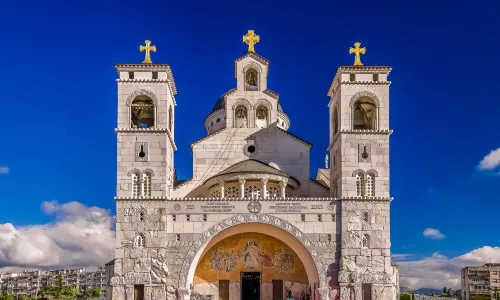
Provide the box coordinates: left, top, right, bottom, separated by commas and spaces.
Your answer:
247, 145, 256, 153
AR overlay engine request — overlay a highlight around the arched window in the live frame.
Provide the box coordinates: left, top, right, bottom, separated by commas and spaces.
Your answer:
131, 96, 155, 128
352, 97, 377, 130
255, 106, 268, 128
225, 185, 239, 198
355, 172, 365, 197
168, 106, 173, 132
333, 107, 339, 135
210, 188, 221, 198
132, 172, 141, 197
134, 234, 145, 248
143, 172, 152, 197
267, 185, 280, 198
245, 68, 258, 91
244, 185, 261, 199
362, 234, 370, 248
235, 105, 248, 128
366, 172, 375, 196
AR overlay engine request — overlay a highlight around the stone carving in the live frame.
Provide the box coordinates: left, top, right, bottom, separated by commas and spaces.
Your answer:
178, 214, 323, 288
151, 257, 169, 283
348, 90, 380, 108
111, 286, 125, 300
134, 258, 151, 272
135, 142, 149, 162
152, 286, 167, 300
358, 143, 371, 163
126, 89, 159, 106
331, 288, 338, 300
247, 201, 262, 213
318, 287, 329, 300
166, 286, 176, 300
174, 204, 181, 211
131, 202, 149, 209
121, 238, 133, 248
110, 272, 151, 285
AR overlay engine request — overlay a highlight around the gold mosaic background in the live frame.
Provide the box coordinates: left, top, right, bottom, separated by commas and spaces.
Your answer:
193, 232, 308, 284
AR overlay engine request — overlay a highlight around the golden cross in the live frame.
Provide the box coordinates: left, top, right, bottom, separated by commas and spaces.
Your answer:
139, 40, 156, 64
349, 42, 366, 66
243, 30, 260, 53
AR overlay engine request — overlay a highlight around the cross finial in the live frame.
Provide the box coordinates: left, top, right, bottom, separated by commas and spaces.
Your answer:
243, 30, 260, 53
349, 42, 366, 66
139, 40, 156, 64
325, 154, 329, 169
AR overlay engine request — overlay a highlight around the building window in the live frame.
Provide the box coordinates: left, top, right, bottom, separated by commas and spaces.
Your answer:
172, 215, 176, 222
131, 96, 155, 129
355, 172, 364, 197
362, 234, 370, 248
331, 214, 336, 222
132, 172, 141, 197
128, 72, 134, 79
139, 212, 145, 221
245, 68, 258, 91
350, 73, 356, 81
175, 234, 180, 241
186, 214, 190, 222
244, 185, 261, 199
267, 186, 280, 198
352, 97, 377, 130
362, 212, 369, 222
134, 234, 145, 248
318, 214, 322, 222
301, 214, 305, 221
225, 185, 239, 198
203, 214, 207, 222
366, 173, 375, 196
152, 71, 158, 79
327, 234, 332, 242
255, 106, 269, 128
168, 106, 173, 132
235, 105, 248, 128
373, 74, 379, 81
143, 172, 151, 197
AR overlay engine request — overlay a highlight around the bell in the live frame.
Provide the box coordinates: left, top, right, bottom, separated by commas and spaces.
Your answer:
353, 106, 368, 129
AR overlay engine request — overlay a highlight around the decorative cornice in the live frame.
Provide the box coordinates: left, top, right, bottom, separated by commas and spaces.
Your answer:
190, 128, 227, 149
114, 196, 167, 201
234, 52, 270, 78
114, 196, 392, 201
115, 63, 178, 95
115, 128, 177, 150
341, 81, 391, 85
263, 89, 280, 100
204, 173, 299, 189
277, 128, 312, 148
327, 65, 392, 97
327, 129, 392, 151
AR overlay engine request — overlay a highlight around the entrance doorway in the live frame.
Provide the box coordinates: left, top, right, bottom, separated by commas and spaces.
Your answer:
272, 280, 284, 300
241, 272, 261, 300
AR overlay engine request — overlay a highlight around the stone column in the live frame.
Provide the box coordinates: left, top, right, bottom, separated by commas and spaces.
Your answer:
239, 177, 246, 199
261, 177, 268, 199
280, 178, 288, 198
220, 181, 225, 198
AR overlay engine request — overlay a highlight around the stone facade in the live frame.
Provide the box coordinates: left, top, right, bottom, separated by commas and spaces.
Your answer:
110, 46, 398, 300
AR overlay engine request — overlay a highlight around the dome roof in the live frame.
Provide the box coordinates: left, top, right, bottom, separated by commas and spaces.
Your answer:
210, 96, 283, 113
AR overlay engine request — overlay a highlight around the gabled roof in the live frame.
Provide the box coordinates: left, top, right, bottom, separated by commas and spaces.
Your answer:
216, 159, 287, 177
234, 52, 270, 78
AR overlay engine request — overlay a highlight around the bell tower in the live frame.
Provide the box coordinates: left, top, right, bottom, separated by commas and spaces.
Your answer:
114, 39, 178, 200
327, 43, 398, 299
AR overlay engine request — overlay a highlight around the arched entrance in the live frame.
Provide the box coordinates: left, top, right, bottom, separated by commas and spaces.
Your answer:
179, 214, 324, 300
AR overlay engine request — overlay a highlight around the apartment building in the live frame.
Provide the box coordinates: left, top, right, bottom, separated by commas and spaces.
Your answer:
0, 267, 106, 298
461, 263, 500, 300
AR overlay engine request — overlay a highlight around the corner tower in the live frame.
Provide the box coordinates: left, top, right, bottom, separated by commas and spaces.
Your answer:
327, 42, 398, 299
115, 40, 177, 200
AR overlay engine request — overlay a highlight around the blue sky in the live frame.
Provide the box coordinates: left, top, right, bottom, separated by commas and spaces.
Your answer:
0, 0, 499, 288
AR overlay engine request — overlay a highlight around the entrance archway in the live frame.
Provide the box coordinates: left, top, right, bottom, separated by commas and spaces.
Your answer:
179, 214, 324, 297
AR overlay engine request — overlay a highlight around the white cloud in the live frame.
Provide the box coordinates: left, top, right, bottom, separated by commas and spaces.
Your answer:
478, 147, 500, 171
391, 253, 412, 261
398, 246, 500, 290
0, 166, 8, 174
0, 201, 115, 272
423, 228, 445, 240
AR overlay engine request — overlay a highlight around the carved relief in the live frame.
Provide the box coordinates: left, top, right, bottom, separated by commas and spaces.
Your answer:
151, 258, 169, 283
135, 142, 149, 162
358, 143, 371, 163
110, 272, 151, 285
178, 214, 323, 288
134, 258, 151, 272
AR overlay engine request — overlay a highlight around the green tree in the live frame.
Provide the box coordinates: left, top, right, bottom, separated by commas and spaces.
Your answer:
443, 287, 447, 295
18, 295, 30, 300
411, 292, 415, 300
0, 293, 13, 300
400, 293, 412, 300
41, 274, 80, 300
83, 287, 103, 300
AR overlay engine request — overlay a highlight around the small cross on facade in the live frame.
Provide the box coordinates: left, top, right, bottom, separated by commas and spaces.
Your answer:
243, 30, 260, 53
349, 42, 366, 66
139, 40, 156, 64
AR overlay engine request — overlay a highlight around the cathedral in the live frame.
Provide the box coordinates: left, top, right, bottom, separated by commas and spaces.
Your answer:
108, 30, 399, 300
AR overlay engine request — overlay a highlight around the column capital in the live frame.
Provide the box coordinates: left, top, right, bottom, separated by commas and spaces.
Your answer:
261, 176, 269, 184
218, 180, 225, 187
238, 176, 246, 185
279, 178, 288, 187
